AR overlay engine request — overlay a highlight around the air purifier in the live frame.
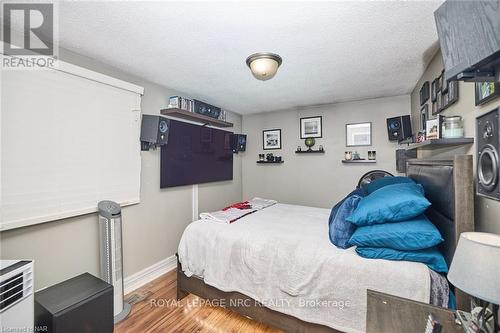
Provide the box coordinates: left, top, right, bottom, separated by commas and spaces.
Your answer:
98, 201, 131, 323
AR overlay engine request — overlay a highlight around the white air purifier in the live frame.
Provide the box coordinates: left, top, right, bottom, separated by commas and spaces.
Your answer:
98, 201, 131, 324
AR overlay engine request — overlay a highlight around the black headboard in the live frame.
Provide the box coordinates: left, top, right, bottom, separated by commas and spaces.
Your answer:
406, 156, 474, 310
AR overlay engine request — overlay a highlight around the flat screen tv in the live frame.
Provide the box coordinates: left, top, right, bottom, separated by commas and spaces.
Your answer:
434, 0, 500, 82
160, 119, 233, 188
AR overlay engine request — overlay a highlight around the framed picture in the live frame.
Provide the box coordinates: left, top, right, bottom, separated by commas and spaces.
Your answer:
475, 82, 500, 106
431, 79, 437, 102
420, 81, 430, 106
436, 74, 442, 92
441, 70, 448, 94
447, 80, 459, 106
436, 90, 442, 113
346, 122, 372, 147
263, 129, 282, 150
426, 116, 443, 140
420, 104, 428, 131
442, 92, 449, 108
432, 102, 438, 115
300, 116, 322, 139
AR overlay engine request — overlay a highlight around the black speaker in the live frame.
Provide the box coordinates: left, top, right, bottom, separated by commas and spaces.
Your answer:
230, 134, 247, 153
140, 115, 170, 151
387, 115, 412, 142
35, 273, 113, 333
476, 108, 500, 200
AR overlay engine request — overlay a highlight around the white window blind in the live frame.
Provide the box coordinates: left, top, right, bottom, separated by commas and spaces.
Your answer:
1, 60, 143, 231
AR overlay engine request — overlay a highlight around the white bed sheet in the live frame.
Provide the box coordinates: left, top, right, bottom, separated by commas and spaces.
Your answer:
178, 203, 430, 333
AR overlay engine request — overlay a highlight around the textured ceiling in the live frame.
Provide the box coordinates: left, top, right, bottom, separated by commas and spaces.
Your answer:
27, 1, 444, 114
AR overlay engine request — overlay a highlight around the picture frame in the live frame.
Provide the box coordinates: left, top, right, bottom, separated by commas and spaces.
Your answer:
447, 80, 459, 106
420, 81, 430, 106
263, 129, 282, 150
432, 102, 438, 115
346, 122, 372, 147
436, 74, 442, 92
420, 104, 428, 131
441, 70, 448, 94
300, 116, 322, 139
426, 116, 443, 140
475, 82, 500, 106
436, 90, 442, 113
442, 91, 449, 107
431, 79, 437, 102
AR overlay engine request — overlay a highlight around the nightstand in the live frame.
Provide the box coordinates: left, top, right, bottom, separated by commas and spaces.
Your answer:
366, 290, 462, 333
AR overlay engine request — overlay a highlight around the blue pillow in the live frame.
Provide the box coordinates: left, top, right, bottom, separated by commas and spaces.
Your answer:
329, 193, 363, 249
364, 176, 415, 195
347, 183, 431, 226
355, 246, 448, 273
348, 215, 443, 250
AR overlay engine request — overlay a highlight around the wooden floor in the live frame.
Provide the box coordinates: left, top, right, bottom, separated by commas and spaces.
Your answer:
114, 270, 283, 333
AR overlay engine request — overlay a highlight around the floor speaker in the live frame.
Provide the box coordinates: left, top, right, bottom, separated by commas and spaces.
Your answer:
387, 115, 412, 142
476, 108, 500, 200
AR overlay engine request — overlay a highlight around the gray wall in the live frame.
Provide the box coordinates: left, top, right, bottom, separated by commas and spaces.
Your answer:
0, 48, 243, 289
410, 49, 500, 235
241, 95, 410, 208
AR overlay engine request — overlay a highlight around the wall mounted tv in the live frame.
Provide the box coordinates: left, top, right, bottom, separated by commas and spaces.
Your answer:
434, 0, 500, 82
160, 119, 233, 188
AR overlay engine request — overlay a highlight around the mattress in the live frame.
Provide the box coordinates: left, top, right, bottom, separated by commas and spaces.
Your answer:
178, 203, 432, 333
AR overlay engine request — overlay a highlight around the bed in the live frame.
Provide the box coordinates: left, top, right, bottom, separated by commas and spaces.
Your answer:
176, 156, 474, 333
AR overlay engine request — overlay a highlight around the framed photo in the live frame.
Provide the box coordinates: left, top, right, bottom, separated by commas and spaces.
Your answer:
420, 104, 428, 131
432, 102, 438, 115
442, 91, 449, 108
431, 79, 437, 102
436, 90, 442, 113
300, 116, 322, 139
263, 129, 282, 150
441, 70, 448, 94
475, 82, 500, 106
420, 81, 430, 106
436, 74, 442, 92
346, 122, 372, 147
426, 116, 443, 140
447, 80, 459, 106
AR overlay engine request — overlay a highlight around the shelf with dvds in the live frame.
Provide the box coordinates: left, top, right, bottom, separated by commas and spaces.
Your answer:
160, 108, 233, 128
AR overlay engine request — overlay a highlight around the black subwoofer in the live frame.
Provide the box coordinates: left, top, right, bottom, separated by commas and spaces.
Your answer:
477, 108, 500, 200
35, 273, 113, 333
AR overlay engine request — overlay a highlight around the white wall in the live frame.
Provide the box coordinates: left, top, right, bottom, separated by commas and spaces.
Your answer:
241, 95, 410, 208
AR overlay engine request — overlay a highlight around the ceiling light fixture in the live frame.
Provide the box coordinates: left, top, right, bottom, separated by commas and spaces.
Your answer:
246, 52, 282, 81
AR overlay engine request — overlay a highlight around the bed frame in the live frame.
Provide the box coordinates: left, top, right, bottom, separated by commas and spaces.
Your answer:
176, 155, 474, 333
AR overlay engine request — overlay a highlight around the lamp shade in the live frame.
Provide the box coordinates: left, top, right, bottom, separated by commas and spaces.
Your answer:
246, 53, 282, 81
448, 232, 500, 305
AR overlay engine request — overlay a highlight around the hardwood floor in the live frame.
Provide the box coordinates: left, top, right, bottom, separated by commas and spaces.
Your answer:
114, 270, 283, 333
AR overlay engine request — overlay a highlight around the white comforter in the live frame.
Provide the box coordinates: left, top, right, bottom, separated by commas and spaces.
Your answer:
178, 204, 431, 333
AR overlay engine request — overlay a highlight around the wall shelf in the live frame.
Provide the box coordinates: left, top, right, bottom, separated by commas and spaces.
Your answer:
256, 161, 284, 164
160, 108, 233, 128
404, 138, 474, 151
342, 160, 377, 164
295, 149, 325, 154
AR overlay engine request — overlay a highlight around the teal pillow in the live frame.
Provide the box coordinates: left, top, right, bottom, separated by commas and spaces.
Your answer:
347, 183, 431, 226
348, 215, 443, 250
355, 246, 448, 273
363, 176, 415, 195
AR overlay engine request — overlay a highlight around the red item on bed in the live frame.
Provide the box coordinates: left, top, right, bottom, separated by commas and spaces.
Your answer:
222, 201, 251, 211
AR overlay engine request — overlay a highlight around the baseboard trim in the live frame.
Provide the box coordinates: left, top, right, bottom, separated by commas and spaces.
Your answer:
124, 255, 176, 295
